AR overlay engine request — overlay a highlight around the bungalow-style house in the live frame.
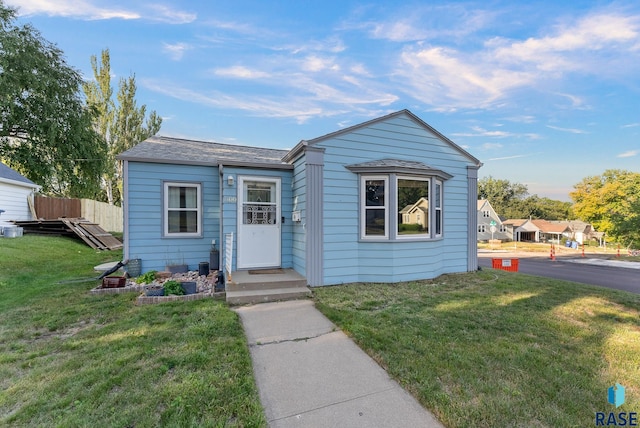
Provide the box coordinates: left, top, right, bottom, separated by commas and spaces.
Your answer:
502, 218, 571, 243
0, 162, 40, 230
118, 110, 482, 286
476, 199, 509, 241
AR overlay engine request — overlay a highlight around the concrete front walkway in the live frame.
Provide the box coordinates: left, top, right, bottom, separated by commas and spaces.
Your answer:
234, 300, 443, 427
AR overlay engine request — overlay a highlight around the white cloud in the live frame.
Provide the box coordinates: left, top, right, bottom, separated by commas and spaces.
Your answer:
8, 0, 139, 20
301, 56, 340, 73
487, 154, 533, 161
617, 150, 639, 158
213, 66, 270, 79
546, 125, 588, 134
147, 5, 196, 24
142, 77, 397, 124
8, 0, 196, 23
394, 9, 640, 109
622, 123, 640, 128
162, 42, 192, 61
357, 5, 496, 42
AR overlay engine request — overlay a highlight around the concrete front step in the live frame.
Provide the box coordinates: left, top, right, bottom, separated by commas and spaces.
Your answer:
227, 278, 308, 292
226, 269, 307, 292
226, 287, 312, 305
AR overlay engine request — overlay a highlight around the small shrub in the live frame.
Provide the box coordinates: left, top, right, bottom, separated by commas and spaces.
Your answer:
163, 280, 184, 296
137, 270, 158, 284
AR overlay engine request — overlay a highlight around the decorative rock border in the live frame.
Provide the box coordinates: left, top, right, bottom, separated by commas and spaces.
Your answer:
136, 291, 226, 305
90, 270, 225, 305
90, 284, 145, 295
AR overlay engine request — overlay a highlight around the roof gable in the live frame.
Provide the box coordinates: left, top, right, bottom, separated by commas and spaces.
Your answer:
284, 109, 482, 166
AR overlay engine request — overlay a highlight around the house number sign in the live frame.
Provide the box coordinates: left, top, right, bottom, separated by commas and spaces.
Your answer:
223, 196, 237, 203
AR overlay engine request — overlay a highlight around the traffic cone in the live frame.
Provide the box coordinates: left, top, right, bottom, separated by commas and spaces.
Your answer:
581, 243, 585, 258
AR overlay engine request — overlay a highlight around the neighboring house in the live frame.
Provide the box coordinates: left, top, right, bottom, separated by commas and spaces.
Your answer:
502, 218, 573, 243
0, 162, 40, 229
118, 110, 483, 286
399, 197, 429, 232
531, 219, 571, 243
502, 219, 538, 242
560, 220, 603, 244
476, 199, 510, 241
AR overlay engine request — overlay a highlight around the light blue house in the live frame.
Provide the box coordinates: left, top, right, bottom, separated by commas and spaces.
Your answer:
118, 110, 482, 287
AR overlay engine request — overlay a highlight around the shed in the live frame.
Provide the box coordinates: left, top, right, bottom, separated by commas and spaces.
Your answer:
0, 162, 40, 228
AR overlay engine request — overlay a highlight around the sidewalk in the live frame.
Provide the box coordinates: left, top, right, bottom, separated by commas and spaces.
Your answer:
234, 300, 443, 427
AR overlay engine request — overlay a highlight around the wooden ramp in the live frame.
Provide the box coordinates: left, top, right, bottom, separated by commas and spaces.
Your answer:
13, 218, 122, 251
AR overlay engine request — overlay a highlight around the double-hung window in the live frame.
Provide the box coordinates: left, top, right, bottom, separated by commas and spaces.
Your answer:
163, 182, 202, 237
362, 176, 388, 238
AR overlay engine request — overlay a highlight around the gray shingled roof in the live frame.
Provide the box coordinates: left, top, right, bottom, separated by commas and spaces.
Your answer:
117, 136, 291, 168
0, 162, 38, 187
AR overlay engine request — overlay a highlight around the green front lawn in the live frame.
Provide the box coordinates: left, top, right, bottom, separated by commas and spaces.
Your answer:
314, 270, 640, 427
0, 235, 265, 427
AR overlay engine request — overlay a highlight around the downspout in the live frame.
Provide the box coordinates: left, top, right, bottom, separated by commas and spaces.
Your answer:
122, 160, 130, 260
218, 164, 224, 273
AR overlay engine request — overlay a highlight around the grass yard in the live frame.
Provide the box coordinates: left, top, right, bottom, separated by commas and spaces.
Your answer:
0, 235, 265, 427
313, 270, 640, 427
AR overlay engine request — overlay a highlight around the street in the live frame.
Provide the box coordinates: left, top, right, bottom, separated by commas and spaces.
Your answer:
478, 253, 640, 295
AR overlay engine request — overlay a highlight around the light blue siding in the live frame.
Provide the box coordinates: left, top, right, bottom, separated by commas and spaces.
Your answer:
126, 162, 219, 273
291, 155, 307, 276
315, 113, 475, 285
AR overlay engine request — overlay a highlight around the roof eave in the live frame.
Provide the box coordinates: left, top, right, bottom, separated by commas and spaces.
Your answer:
117, 155, 293, 170
0, 176, 41, 190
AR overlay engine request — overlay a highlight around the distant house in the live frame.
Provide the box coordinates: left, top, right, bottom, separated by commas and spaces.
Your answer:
562, 220, 603, 244
118, 109, 483, 286
502, 218, 572, 243
477, 199, 509, 241
0, 162, 40, 229
502, 219, 538, 242
531, 220, 571, 243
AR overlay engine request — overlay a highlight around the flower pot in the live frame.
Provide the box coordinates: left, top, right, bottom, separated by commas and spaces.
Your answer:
181, 281, 197, 295
102, 276, 126, 288
145, 287, 164, 296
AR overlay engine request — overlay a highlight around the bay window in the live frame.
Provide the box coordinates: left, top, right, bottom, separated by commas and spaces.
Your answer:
348, 159, 452, 241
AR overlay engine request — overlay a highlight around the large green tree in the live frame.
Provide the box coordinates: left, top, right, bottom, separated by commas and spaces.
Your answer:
83, 49, 162, 205
478, 176, 529, 217
570, 169, 640, 245
0, 2, 105, 197
478, 176, 574, 220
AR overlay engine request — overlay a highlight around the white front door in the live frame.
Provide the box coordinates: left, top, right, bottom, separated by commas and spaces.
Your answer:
237, 176, 281, 269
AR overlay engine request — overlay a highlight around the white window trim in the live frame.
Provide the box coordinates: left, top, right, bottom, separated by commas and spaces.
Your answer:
396, 175, 431, 241
163, 181, 203, 238
360, 175, 388, 240
435, 179, 443, 238
359, 174, 444, 241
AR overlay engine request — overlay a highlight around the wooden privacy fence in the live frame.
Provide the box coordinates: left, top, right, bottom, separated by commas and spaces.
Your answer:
34, 195, 123, 233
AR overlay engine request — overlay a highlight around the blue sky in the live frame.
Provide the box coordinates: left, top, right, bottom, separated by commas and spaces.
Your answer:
7, 0, 640, 201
